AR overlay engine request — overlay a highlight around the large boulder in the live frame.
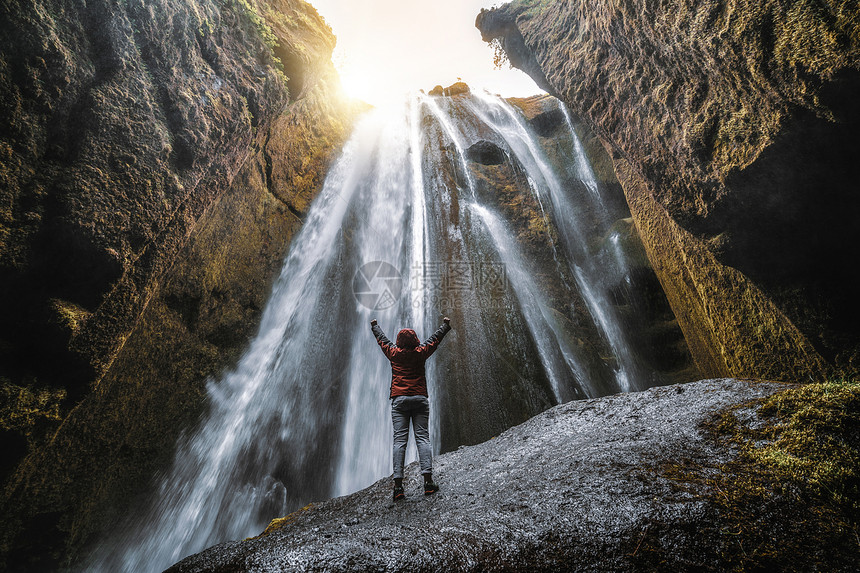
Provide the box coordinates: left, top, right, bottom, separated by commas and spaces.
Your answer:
168, 379, 858, 572
428, 81, 471, 97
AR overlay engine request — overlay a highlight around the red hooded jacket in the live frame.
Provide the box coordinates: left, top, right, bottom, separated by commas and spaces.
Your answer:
371, 322, 451, 398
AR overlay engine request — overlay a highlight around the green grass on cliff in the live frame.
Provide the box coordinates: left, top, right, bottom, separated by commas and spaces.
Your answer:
229, 0, 288, 85
509, 0, 554, 18
654, 380, 859, 570
723, 379, 860, 507
700, 380, 859, 570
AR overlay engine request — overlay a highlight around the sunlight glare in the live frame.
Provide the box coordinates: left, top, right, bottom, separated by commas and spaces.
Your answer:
311, 0, 543, 107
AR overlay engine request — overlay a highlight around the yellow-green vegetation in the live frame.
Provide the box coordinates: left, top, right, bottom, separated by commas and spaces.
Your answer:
48, 298, 91, 336
230, 0, 288, 85
264, 80, 364, 212
0, 381, 66, 437
743, 380, 859, 502
498, 181, 557, 248
489, 37, 510, 69
699, 380, 859, 570
256, 503, 314, 538
461, 135, 558, 252
508, 0, 554, 18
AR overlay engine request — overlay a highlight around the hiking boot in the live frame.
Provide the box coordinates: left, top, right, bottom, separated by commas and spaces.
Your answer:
423, 481, 439, 495
393, 486, 405, 501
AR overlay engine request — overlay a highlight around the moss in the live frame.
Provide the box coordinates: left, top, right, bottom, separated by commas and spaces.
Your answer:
48, 298, 90, 336
508, 0, 555, 19
715, 379, 860, 506
230, 0, 288, 85
256, 503, 314, 538
664, 379, 860, 571
0, 379, 66, 486
0, 380, 66, 436
469, 167, 558, 253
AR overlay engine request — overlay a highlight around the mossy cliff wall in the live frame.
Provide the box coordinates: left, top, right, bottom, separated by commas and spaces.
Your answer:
0, 0, 358, 569
477, 0, 860, 381
503, 95, 699, 388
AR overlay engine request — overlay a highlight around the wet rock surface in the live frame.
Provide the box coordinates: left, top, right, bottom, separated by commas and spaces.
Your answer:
465, 140, 506, 165
168, 379, 787, 572
416, 91, 697, 452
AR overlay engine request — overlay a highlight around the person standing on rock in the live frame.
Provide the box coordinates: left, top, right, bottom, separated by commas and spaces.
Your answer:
370, 317, 452, 501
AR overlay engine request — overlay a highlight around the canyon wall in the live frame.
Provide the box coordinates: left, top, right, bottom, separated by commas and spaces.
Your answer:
478, 0, 860, 381
0, 0, 358, 569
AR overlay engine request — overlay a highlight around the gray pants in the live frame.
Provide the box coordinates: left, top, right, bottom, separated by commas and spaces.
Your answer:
391, 395, 432, 479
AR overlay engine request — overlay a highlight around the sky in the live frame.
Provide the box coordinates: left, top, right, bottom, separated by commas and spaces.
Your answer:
308, 0, 543, 105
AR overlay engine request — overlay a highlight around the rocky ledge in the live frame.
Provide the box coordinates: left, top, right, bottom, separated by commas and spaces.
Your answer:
165, 378, 853, 572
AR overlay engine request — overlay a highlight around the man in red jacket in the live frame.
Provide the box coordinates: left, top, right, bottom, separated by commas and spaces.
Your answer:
371, 317, 452, 501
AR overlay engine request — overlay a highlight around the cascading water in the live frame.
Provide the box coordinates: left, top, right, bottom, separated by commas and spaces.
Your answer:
464, 91, 645, 392
88, 90, 654, 572
468, 202, 589, 402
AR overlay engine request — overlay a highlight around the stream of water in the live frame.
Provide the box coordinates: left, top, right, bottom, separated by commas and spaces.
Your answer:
87, 91, 647, 572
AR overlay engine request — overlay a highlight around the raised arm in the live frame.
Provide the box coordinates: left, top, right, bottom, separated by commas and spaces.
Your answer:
370, 319, 396, 359
417, 317, 451, 358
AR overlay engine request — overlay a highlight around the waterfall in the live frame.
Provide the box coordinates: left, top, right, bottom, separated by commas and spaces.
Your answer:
466, 91, 644, 392
469, 202, 589, 402
87, 91, 650, 572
